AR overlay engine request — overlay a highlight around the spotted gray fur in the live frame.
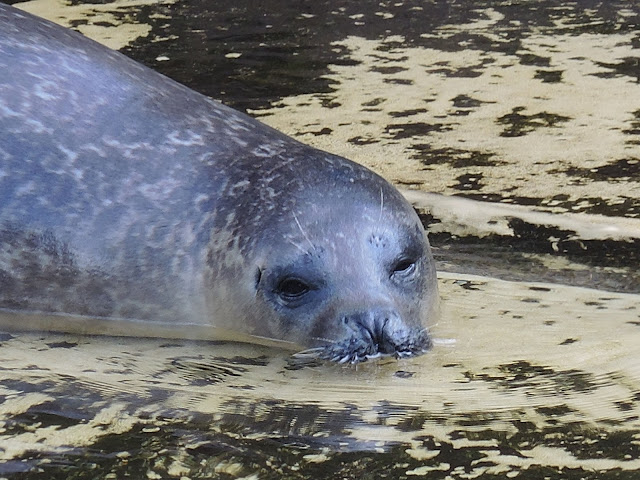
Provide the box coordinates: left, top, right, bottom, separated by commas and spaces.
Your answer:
0, 4, 438, 359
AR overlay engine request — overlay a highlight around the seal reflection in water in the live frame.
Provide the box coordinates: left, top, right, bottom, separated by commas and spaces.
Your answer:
0, 5, 439, 363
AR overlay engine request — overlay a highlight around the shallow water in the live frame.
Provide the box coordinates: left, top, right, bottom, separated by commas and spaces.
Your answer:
1, 270, 639, 478
2, 0, 640, 478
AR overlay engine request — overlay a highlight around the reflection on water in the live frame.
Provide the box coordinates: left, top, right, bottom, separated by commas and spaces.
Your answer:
1, 267, 638, 478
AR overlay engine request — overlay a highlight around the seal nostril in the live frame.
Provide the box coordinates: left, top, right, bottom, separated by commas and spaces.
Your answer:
376, 318, 395, 354
343, 312, 399, 355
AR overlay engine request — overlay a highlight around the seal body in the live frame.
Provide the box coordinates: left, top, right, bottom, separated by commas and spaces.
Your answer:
0, 4, 438, 361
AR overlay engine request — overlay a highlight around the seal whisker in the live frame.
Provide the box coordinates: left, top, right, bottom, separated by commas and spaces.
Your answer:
288, 239, 309, 254
338, 354, 353, 364
310, 336, 339, 345
292, 347, 325, 359
293, 213, 315, 252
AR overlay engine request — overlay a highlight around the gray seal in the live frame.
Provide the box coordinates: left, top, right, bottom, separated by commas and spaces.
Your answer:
0, 4, 438, 362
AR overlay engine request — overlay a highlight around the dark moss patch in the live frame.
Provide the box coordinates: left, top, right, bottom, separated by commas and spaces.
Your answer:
497, 107, 571, 137
295, 126, 333, 136
319, 96, 341, 108
594, 57, 640, 81
388, 108, 428, 118
361, 98, 385, 107
560, 158, 640, 181
393, 370, 415, 379
536, 194, 640, 219
348, 135, 379, 145
419, 212, 640, 293
382, 78, 414, 85
369, 66, 408, 74
623, 109, 640, 143
91, 21, 117, 27
507, 218, 640, 267
535, 69, 563, 82
454, 280, 484, 291
451, 94, 487, 109
615, 401, 634, 412
428, 63, 486, 78
536, 404, 576, 417
450, 173, 484, 191
45, 341, 78, 349
410, 145, 501, 167
519, 52, 551, 66
384, 122, 452, 139
521, 297, 540, 303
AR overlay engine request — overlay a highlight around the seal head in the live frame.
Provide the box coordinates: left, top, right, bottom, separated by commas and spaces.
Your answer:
204, 147, 439, 363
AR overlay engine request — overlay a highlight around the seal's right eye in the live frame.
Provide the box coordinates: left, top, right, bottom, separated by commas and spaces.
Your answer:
276, 278, 310, 301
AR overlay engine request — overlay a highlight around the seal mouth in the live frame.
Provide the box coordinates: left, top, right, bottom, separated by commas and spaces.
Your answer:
294, 328, 432, 364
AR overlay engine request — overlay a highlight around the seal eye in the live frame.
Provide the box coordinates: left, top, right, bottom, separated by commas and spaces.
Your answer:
392, 258, 416, 277
277, 278, 310, 301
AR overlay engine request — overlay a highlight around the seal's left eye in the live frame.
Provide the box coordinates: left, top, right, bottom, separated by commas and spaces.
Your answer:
392, 258, 416, 277
277, 278, 310, 300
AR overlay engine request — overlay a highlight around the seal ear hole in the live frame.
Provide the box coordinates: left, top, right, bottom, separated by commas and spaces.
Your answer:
276, 278, 310, 300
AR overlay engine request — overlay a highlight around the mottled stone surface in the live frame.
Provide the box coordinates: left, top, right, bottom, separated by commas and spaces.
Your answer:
1, 0, 640, 478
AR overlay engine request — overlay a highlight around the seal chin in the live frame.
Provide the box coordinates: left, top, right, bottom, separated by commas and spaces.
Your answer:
297, 310, 433, 364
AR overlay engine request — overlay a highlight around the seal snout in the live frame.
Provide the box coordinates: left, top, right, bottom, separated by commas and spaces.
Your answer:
307, 309, 432, 364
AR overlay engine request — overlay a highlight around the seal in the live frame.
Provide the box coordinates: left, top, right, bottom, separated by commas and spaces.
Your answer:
0, 4, 439, 362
